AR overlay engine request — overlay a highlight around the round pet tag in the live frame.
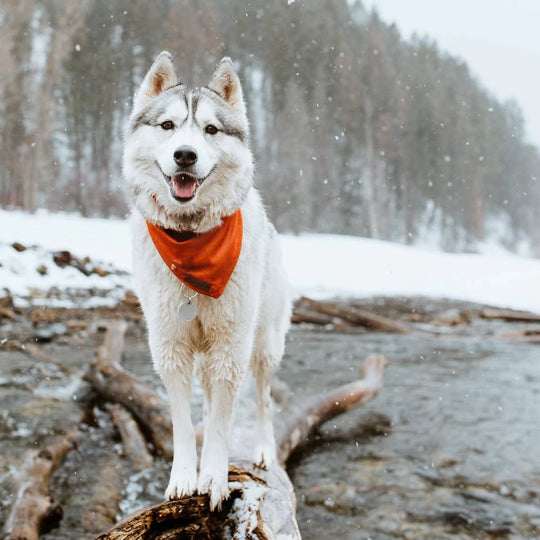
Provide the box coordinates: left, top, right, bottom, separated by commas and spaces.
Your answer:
179, 300, 198, 321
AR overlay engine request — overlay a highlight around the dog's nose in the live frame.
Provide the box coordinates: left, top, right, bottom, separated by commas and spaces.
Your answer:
174, 146, 198, 167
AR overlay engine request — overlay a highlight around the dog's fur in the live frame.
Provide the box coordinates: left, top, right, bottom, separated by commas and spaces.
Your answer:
123, 52, 291, 509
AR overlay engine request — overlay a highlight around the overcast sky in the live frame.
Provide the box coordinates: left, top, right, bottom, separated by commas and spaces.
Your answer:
362, 0, 540, 149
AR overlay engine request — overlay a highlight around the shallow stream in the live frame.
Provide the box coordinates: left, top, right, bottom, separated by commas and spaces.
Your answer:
0, 299, 539, 539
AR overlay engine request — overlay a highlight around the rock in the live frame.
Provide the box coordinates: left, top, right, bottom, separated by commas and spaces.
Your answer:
121, 290, 140, 307
0, 293, 15, 310
304, 482, 357, 512
12, 242, 26, 252
53, 250, 72, 268
92, 266, 110, 277
37, 264, 48, 275
32, 323, 68, 343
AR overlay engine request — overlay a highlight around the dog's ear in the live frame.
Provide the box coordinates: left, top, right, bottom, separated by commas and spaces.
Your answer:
208, 58, 246, 116
133, 51, 178, 112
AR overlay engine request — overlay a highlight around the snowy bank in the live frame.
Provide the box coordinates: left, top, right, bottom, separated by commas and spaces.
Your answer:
1, 209, 539, 313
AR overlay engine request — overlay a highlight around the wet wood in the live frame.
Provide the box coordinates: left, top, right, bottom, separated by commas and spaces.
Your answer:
83, 319, 173, 457
480, 308, 540, 323
81, 452, 126, 534
299, 297, 411, 333
0, 306, 18, 320
95, 466, 273, 540
3, 429, 79, 540
291, 307, 337, 326
91, 317, 386, 539
276, 354, 387, 463
501, 328, 540, 344
111, 404, 153, 472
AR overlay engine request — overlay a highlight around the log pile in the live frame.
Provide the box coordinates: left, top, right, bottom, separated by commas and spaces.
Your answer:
5, 296, 538, 538
87, 321, 386, 539
2, 319, 386, 539
292, 297, 411, 333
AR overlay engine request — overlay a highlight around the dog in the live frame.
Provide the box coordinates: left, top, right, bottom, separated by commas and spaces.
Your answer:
123, 51, 291, 509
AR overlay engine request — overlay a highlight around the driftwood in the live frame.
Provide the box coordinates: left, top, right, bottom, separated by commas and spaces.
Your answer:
276, 354, 386, 463
111, 404, 153, 472
480, 308, 540, 323
87, 321, 386, 539
0, 305, 18, 320
83, 320, 173, 458
81, 452, 126, 535
298, 297, 411, 333
3, 429, 79, 540
291, 307, 336, 326
501, 328, 540, 344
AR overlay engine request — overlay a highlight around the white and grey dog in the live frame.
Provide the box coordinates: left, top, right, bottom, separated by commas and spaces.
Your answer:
123, 51, 291, 509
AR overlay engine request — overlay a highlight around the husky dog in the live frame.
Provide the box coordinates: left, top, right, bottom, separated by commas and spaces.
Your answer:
123, 51, 291, 509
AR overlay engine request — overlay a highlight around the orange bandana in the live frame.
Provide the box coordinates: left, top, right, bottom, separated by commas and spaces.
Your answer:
146, 210, 243, 298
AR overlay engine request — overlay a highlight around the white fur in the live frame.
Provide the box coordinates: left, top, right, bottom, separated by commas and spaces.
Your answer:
124, 52, 291, 510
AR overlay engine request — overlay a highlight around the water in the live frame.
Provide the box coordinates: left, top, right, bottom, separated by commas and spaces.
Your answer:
0, 300, 539, 539
284, 328, 540, 539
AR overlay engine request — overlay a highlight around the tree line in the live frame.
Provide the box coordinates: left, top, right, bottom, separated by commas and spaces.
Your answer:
1, 0, 539, 253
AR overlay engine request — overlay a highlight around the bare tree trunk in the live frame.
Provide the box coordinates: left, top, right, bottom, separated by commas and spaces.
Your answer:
363, 92, 379, 239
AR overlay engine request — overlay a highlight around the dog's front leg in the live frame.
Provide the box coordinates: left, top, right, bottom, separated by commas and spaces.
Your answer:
160, 367, 197, 500
197, 372, 238, 510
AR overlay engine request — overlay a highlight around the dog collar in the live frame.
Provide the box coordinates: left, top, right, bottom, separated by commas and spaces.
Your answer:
145, 210, 243, 298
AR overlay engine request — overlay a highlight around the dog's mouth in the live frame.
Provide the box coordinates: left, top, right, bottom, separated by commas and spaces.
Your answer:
156, 162, 215, 204
168, 172, 200, 202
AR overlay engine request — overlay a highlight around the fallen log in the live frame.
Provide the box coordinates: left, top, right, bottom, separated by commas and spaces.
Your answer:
3, 429, 79, 540
83, 320, 173, 457
299, 297, 411, 333
276, 354, 386, 463
501, 328, 540, 344
87, 321, 386, 539
291, 307, 338, 326
81, 452, 127, 535
111, 404, 153, 472
0, 306, 18, 320
480, 308, 540, 323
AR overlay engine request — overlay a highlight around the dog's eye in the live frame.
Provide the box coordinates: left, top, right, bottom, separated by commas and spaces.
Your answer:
160, 121, 174, 130
205, 124, 218, 135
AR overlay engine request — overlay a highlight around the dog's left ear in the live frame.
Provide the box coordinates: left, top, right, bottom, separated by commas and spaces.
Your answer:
133, 51, 178, 112
208, 58, 246, 116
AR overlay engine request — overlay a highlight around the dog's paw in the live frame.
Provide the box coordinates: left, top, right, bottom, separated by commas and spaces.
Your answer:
197, 469, 229, 511
253, 443, 276, 470
165, 469, 197, 500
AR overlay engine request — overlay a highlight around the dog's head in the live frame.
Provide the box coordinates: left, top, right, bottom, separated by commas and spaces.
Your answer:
123, 52, 253, 231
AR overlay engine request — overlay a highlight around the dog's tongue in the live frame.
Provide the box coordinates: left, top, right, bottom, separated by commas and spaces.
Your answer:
172, 175, 198, 198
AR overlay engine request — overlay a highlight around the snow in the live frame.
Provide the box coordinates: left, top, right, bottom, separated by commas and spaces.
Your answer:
0, 242, 129, 301
1, 209, 540, 313
283, 234, 540, 313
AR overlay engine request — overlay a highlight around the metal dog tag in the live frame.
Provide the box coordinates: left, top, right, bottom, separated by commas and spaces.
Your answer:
179, 300, 198, 321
